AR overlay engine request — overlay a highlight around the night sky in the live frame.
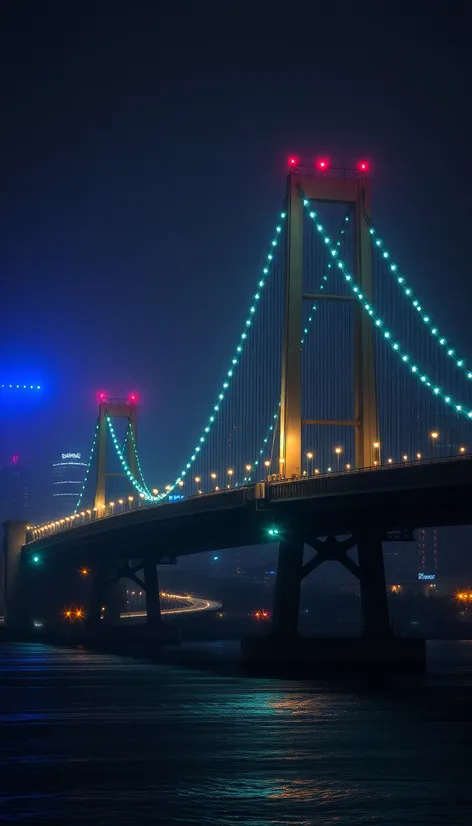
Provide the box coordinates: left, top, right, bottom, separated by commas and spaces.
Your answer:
1, 2, 471, 515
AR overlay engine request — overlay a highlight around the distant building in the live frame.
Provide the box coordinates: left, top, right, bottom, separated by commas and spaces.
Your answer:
0, 455, 32, 522
417, 527, 438, 576
52, 452, 87, 517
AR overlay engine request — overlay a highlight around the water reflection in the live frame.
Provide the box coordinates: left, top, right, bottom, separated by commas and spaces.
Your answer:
0, 641, 471, 825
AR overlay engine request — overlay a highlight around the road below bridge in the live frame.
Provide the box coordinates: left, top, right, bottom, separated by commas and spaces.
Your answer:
121, 593, 222, 620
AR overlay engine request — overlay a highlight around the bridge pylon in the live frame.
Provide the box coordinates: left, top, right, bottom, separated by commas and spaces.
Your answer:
94, 396, 139, 510
280, 169, 379, 474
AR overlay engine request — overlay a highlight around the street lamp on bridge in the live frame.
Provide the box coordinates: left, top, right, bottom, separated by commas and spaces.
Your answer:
306, 452, 314, 476
430, 431, 439, 459
334, 446, 342, 472
373, 442, 381, 466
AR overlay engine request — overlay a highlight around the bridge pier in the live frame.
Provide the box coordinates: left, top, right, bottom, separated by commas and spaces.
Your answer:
271, 534, 304, 637
86, 564, 124, 628
242, 527, 424, 672
142, 559, 161, 628
86, 563, 107, 628
357, 530, 391, 638
1, 521, 28, 627
102, 578, 124, 625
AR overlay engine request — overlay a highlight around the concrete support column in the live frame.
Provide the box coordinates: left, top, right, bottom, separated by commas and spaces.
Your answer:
86, 565, 106, 628
103, 578, 124, 625
2, 521, 28, 626
143, 559, 161, 627
87, 565, 124, 627
272, 535, 304, 637
357, 531, 391, 638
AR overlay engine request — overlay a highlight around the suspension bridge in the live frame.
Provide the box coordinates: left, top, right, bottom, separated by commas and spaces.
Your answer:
3, 160, 472, 668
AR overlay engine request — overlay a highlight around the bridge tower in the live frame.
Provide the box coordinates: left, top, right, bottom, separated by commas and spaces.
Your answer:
94, 395, 139, 510
280, 169, 379, 474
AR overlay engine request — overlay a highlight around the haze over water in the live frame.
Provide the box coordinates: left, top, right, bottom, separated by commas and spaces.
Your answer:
1, 640, 471, 825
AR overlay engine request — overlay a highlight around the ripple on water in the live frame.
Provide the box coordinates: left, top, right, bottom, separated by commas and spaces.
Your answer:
0, 641, 471, 825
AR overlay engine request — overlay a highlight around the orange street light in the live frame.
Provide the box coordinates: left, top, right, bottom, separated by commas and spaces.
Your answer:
430, 431, 439, 459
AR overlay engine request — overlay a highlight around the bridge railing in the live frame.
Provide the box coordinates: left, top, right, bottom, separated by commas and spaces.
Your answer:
25, 483, 266, 545
25, 454, 470, 544
267, 453, 472, 500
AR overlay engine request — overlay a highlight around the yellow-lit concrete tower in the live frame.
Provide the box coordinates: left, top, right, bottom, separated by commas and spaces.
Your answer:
94, 394, 139, 510
279, 167, 379, 475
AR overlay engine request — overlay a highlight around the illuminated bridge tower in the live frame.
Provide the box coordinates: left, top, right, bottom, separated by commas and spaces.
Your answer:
94, 394, 139, 511
272, 167, 390, 646
280, 168, 379, 476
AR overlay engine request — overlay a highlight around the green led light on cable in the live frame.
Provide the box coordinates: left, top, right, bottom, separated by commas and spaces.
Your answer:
303, 201, 472, 421
107, 416, 155, 500
242, 207, 351, 485
74, 424, 99, 513
127, 425, 152, 497
300, 205, 349, 346
368, 224, 472, 380
156, 210, 288, 501
122, 425, 130, 454
241, 403, 281, 485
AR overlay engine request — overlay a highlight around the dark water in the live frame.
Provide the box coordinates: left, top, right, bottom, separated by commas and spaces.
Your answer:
1, 640, 471, 825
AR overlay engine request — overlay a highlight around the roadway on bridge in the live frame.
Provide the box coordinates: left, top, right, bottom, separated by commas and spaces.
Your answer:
121, 593, 222, 620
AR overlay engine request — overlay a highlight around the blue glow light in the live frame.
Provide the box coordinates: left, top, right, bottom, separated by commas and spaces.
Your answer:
1, 383, 41, 390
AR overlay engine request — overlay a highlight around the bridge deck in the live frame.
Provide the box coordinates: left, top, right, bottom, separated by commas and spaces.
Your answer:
22, 456, 472, 560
